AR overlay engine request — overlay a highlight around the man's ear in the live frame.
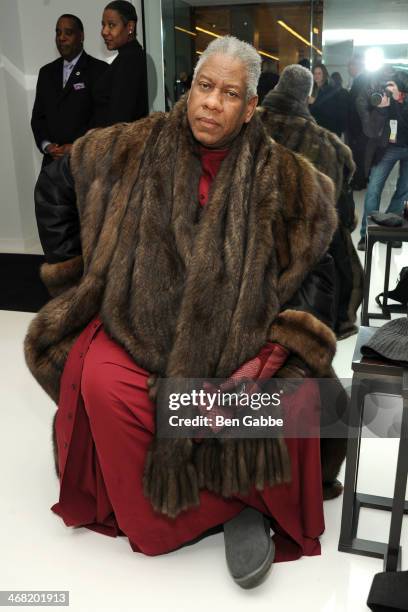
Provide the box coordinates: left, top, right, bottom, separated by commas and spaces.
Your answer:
244, 95, 258, 123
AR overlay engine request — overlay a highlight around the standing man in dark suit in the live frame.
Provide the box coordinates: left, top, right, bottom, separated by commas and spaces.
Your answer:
346, 54, 369, 190
31, 14, 107, 167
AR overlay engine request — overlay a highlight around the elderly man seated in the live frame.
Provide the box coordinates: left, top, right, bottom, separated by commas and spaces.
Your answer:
26, 36, 339, 589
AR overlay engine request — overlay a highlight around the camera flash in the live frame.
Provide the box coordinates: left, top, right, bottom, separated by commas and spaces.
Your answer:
365, 47, 385, 72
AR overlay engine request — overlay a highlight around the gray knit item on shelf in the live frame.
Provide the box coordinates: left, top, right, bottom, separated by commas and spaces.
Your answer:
370, 212, 404, 227
361, 317, 408, 367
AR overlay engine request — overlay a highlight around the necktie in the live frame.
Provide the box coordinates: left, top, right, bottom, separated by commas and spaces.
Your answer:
63, 63, 73, 87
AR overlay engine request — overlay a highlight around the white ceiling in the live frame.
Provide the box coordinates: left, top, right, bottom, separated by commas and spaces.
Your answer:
323, 0, 408, 30
323, 0, 408, 51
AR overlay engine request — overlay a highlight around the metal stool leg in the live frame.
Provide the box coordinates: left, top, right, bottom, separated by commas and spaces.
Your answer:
385, 371, 408, 571
382, 243, 392, 312
361, 237, 374, 326
339, 375, 366, 550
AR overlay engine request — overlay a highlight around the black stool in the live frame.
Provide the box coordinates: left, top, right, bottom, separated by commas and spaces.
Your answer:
361, 218, 408, 326
338, 326, 408, 571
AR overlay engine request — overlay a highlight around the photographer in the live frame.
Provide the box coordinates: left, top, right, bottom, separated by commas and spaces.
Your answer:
358, 71, 408, 250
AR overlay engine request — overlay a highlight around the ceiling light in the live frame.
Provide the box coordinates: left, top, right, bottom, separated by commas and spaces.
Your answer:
196, 26, 221, 39
323, 29, 408, 46
195, 26, 279, 60
175, 26, 197, 37
278, 20, 322, 55
259, 50, 279, 61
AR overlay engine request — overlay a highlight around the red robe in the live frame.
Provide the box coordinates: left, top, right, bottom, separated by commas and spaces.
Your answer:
51, 147, 325, 559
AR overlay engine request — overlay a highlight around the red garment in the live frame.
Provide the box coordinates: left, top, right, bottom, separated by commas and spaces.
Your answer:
198, 146, 229, 206
52, 318, 324, 558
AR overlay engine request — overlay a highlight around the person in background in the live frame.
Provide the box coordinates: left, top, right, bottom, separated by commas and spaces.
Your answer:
261, 65, 361, 507
261, 64, 362, 341
330, 71, 349, 135
346, 54, 369, 190
309, 63, 344, 136
92, 0, 148, 127
357, 72, 408, 251
256, 60, 279, 105
174, 71, 193, 100
330, 71, 343, 90
298, 58, 311, 70
31, 14, 107, 167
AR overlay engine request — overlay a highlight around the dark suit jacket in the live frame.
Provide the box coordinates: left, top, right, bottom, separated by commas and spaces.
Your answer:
310, 83, 345, 137
257, 72, 279, 106
91, 39, 148, 127
31, 51, 108, 159
347, 72, 369, 139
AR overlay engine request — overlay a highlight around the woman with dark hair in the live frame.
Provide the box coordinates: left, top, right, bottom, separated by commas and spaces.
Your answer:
309, 63, 345, 136
92, 0, 148, 127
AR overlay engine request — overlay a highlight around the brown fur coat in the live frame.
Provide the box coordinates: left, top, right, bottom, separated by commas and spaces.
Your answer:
260, 91, 355, 200
25, 98, 338, 517
260, 92, 363, 337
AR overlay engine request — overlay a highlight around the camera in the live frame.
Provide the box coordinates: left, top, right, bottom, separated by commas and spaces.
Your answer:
369, 85, 392, 107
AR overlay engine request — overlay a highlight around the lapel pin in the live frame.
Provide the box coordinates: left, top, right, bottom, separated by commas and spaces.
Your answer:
76, 71, 80, 76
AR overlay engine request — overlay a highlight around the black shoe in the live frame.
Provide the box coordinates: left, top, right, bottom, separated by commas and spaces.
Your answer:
357, 238, 366, 251
223, 507, 275, 589
379, 240, 402, 248
323, 479, 344, 500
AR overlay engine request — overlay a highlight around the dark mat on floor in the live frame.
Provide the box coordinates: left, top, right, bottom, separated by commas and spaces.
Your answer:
0, 254, 50, 312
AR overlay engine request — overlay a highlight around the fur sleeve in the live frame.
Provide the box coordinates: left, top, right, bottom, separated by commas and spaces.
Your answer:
40, 256, 83, 297
268, 309, 336, 376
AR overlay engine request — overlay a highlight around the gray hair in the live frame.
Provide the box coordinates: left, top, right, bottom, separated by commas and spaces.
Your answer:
193, 36, 261, 100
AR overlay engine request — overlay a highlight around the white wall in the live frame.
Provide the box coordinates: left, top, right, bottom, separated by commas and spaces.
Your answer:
0, 0, 143, 254
143, 0, 165, 111
323, 0, 408, 32
0, 62, 23, 248
0, 0, 36, 252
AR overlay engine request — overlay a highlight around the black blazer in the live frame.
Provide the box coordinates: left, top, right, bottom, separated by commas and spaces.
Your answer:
31, 51, 108, 155
91, 39, 148, 127
310, 83, 344, 136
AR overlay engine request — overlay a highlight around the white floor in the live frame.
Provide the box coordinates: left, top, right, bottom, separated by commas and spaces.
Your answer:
1, 188, 407, 612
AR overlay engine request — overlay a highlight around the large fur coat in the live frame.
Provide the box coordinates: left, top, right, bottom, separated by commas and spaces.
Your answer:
260, 91, 363, 338
25, 98, 340, 517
